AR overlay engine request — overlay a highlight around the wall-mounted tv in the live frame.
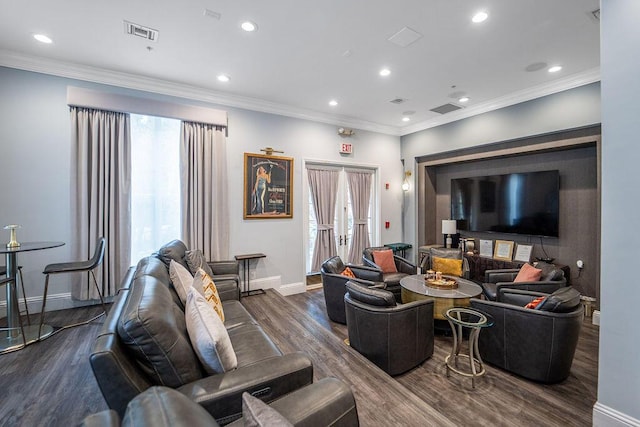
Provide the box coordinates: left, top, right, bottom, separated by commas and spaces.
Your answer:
451, 170, 559, 238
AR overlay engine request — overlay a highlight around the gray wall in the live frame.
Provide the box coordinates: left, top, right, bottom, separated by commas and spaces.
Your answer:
596, 1, 640, 425
0, 66, 403, 311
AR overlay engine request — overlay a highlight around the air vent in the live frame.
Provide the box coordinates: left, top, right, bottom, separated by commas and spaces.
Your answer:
388, 27, 423, 48
124, 21, 159, 42
430, 103, 462, 114
389, 98, 407, 104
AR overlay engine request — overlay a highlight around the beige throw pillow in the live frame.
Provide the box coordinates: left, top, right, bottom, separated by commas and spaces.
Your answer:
169, 260, 195, 304
193, 268, 225, 322
185, 287, 237, 374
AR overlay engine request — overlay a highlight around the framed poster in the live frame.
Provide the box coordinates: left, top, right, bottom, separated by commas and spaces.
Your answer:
479, 239, 493, 258
243, 153, 293, 219
494, 240, 515, 261
514, 244, 533, 262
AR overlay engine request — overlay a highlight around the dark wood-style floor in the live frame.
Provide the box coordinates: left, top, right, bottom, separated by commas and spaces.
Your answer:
0, 289, 598, 426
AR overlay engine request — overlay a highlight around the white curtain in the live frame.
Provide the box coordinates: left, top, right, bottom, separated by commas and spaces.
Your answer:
308, 168, 340, 271
347, 170, 373, 264
180, 121, 229, 260
71, 107, 131, 299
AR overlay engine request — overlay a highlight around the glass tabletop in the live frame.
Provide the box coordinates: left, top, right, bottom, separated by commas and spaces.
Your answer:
400, 274, 483, 298
0, 241, 65, 254
444, 307, 494, 328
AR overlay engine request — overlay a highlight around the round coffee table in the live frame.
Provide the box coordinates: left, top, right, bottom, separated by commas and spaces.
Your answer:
400, 274, 483, 320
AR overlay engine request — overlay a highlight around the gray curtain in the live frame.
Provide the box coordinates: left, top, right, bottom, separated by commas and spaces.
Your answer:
308, 167, 340, 271
71, 107, 131, 299
346, 170, 373, 264
180, 121, 229, 260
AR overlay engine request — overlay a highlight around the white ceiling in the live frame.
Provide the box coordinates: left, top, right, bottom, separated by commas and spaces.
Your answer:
0, 0, 601, 136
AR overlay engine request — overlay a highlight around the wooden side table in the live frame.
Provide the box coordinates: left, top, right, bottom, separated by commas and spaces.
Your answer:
234, 253, 266, 297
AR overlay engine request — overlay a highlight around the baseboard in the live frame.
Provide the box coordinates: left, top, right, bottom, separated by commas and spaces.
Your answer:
246, 275, 281, 292
0, 292, 107, 318
593, 402, 640, 426
277, 282, 306, 296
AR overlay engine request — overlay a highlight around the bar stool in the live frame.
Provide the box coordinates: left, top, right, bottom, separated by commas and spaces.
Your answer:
38, 237, 108, 338
0, 276, 27, 349
0, 265, 30, 324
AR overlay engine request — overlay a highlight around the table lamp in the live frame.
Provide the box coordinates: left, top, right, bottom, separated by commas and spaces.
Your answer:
442, 220, 457, 248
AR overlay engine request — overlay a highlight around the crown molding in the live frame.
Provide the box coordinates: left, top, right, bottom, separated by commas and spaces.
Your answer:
0, 49, 401, 136
400, 67, 601, 136
0, 49, 599, 138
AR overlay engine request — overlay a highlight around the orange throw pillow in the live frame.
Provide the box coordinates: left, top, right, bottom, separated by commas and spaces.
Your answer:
372, 249, 397, 273
341, 266, 356, 278
525, 296, 546, 309
432, 257, 463, 277
514, 263, 542, 283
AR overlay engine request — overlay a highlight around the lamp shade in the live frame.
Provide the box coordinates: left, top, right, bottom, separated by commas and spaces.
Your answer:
442, 220, 457, 235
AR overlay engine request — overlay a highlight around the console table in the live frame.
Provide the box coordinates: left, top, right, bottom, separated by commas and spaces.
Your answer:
234, 253, 266, 297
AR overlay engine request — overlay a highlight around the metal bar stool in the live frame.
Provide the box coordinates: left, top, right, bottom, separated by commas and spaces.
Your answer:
1, 276, 27, 350
38, 237, 108, 338
0, 265, 30, 324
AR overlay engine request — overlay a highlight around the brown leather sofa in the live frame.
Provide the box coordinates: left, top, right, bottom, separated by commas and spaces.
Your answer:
89, 240, 313, 425
470, 287, 583, 383
81, 379, 359, 427
320, 255, 383, 324
362, 246, 417, 302
480, 261, 567, 301
344, 281, 434, 376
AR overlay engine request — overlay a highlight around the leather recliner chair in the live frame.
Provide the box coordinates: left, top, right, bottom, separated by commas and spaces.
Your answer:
419, 247, 470, 279
81, 378, 359, 427
321, 255, 384, 324
470, 287, 583, 383
480, 261, 567, 301
344, 281, 434, 376
362, 247, 417, 302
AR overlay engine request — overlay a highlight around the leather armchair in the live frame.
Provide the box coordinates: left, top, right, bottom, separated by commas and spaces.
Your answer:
344, 281, 434, 376
320, 256, 383, 324
419, 247, 470, 279
470, 287, 583, 383
81, 378, 359, 427
362, 247, 417, 302
480, 261, 567, 301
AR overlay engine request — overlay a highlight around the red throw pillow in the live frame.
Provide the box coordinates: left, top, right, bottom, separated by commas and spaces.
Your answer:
525, 296, 546, 309
341, 266, 356, 278
514, 263, 542, 283
372, 249, 397, 274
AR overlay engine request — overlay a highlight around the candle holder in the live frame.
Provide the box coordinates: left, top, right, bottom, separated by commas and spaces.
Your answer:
4, 225, 21, 248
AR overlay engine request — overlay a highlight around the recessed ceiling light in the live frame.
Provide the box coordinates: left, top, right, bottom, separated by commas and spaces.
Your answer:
240, 21, 257, 32
459, 96, 470, 103
379, 68, 391, 77
33, 34, 52, 44
402, 117, 410, 122
548, 65, 562, 73
217, 74, 230, 82
329, 100, 338, 107
472, 11, 489, 23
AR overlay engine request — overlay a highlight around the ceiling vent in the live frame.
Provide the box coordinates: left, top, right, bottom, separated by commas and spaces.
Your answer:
388, 27, 423, 48
389, 98, 407, 104
124, 21, 159, 42
430, 103, 462, 114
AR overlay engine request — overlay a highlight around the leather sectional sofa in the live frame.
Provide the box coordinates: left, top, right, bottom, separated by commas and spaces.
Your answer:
89, 240, 315, 425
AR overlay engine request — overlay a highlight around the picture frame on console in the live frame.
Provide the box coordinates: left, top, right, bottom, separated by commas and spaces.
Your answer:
493, 240, 514, 261
479, 239, 493, 258
514, 244, 533, 262
243, 153, 294, 219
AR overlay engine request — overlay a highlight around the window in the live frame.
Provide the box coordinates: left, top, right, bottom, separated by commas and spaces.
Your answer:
130, 114, 181, 264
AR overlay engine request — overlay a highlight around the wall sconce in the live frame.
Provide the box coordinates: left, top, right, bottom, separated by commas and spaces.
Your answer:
401, 171, 412, 191
442, 220, 457, 248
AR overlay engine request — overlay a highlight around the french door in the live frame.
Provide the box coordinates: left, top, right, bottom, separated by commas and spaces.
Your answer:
306, 163, 376, 273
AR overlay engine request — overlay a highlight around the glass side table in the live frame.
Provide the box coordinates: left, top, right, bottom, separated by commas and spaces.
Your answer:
444, 307, 494, 388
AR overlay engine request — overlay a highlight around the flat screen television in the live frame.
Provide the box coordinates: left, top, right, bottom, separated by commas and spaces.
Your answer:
450, 170, 559, 238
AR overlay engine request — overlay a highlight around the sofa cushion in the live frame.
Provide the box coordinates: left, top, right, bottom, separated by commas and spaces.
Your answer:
346, 281, 396, 307
117, 276, 203, 387
242, 392, 293, 427
432, 257, 463, 277
321, 256, 345, 274
535, 261, 564, 281
194, 268, 225, 322
185, 249, 215, 278
514, 263, 542, 283
537, 287, 581, 312
185, 287, 237, 374
372, 249, 397, 273
155, 240, 189, 270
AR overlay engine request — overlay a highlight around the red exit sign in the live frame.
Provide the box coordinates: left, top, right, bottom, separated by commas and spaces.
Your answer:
340, 143, 353, 154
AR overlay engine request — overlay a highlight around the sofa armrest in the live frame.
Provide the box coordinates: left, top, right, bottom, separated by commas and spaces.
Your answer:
484, 269, 519, 283
177, 352, 313, 425
394, 256, 417, 275
349, 264, 384, 282
208, 260, 240, 275
495, 281, 567, 301
496, 288, 548, 306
